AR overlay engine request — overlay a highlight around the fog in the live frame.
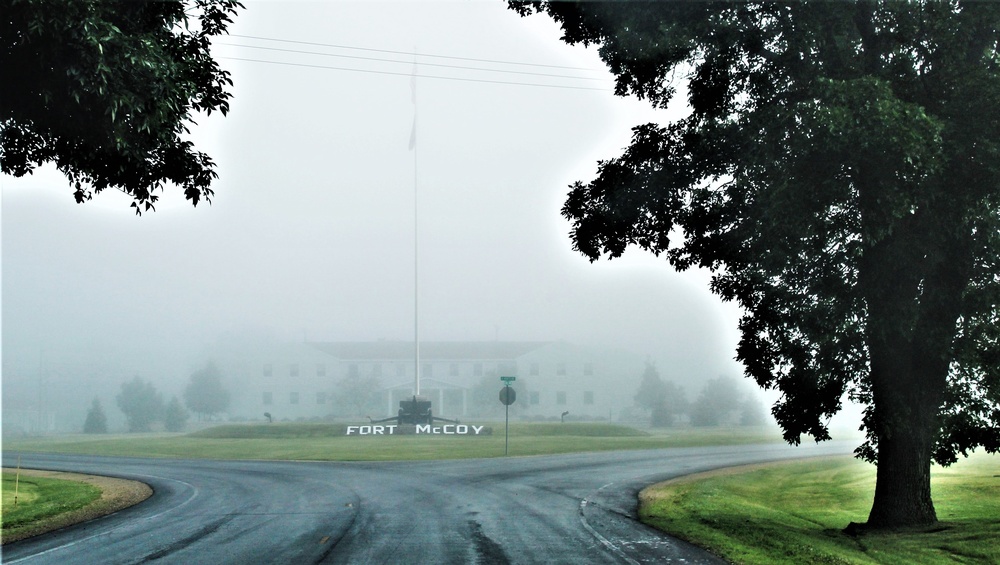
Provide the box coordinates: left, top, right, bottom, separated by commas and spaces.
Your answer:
3, 1, 768, 432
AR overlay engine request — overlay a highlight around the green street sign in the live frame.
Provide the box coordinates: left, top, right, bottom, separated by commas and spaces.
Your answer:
500, 376, 516, 383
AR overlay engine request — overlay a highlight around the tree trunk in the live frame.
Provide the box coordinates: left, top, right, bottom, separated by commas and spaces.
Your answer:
859, 216, 968, 529
867, 434, 936, 527
866, 376, 938, 528
864, 330, 941, 528
859, 232, 969, 529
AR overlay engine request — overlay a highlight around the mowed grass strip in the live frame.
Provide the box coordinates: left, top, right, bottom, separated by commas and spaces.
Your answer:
639, 452, 1000, 565
1, 472, 101, 536
3, 423, 783, 461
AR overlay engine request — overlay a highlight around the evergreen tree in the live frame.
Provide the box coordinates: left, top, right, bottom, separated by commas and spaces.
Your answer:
83, 397, 108, 434
164, 396, 189, 432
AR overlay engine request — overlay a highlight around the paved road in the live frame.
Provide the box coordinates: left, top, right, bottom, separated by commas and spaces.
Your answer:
2, 441, 852, 564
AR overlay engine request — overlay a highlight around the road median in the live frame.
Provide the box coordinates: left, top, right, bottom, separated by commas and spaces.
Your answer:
1, 468, 152, 544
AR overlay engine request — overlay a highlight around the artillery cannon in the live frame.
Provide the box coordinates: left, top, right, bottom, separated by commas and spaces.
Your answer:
370, 395, 459, 427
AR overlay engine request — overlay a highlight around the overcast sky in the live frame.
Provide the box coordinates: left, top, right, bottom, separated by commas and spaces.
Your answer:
2, 1, 747, 390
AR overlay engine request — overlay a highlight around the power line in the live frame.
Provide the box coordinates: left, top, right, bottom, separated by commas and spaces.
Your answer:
218, 56, 613, 92
214, 42, 612, 83
228, 34, 605, 72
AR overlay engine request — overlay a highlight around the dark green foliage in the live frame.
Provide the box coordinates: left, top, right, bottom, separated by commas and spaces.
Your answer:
164, 396, 189, 432
513, 1, 1000, 528
116, 376, 163, 432
82, 397, 108, 434
0, 0, 242, 213
183, 362, 230, 420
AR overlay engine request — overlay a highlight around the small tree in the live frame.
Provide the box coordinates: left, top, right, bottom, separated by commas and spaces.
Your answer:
83, 397, 108, 434
333, 374, 382, 418
634, 363, 666, 411
164, 396, 189, 432
690, 376, 743, 427
634, 363, 687, 427
740, 395, 768, 427
184, 362, 230, 421
116, 376, 163, 432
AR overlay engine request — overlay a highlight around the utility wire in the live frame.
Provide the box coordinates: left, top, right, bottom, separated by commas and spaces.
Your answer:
228, 34, 605, 72
218, 56, 613, 92
214, 42, 612, 83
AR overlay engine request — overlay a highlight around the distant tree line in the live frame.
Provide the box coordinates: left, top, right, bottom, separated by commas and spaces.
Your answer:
633, 364, 767, 428
86, 361, 233, 433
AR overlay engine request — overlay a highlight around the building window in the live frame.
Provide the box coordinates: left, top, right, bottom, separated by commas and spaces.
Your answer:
583, 363, 594, 376
373, 363, 383, 378
556, 391, 567, 405
530, 363, 539, 376
473, 363, 483, 376
317, 392, 327, 404
289, 363, 299, 377
348, 364, 359, 378
290, 392, 299, 405
263, 364, 273, 377
262, 392, 273, 405
317, 364, 326, 377
584, 391, 594, 405
557, 363, 567, 376
530, 391, 540, 405
449, 363, 459, 376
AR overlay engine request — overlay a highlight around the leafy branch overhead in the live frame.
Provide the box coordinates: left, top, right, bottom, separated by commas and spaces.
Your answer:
1, 0, 243, 213
513, 1, 1000, 529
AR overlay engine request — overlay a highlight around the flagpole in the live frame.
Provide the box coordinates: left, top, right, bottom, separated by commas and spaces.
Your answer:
411, 60, 420, 397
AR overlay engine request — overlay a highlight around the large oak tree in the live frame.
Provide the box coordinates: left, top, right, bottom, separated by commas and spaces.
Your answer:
1, 0, 241, 213
512, 1, 1000, 529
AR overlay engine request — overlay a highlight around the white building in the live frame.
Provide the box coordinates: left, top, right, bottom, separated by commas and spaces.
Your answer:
214, 340, 647, 422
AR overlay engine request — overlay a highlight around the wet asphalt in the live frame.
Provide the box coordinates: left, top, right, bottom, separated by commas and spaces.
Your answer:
1, 441, 852, 564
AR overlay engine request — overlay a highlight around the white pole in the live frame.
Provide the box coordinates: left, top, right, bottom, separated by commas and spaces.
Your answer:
412, 60, 420, 397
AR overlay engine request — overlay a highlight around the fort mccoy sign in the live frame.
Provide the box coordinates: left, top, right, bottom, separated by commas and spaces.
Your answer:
345, 424, 492, 436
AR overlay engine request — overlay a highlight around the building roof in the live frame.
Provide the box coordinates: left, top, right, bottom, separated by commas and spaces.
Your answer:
307, 341, 552, 361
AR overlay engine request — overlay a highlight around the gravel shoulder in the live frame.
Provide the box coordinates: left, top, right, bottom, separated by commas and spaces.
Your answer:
1, 468, 152, 544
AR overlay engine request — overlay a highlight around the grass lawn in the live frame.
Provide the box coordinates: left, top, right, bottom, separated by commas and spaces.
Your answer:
1, 471, 102, 537
3, 423, 786, 461
639, 452, 1000, 565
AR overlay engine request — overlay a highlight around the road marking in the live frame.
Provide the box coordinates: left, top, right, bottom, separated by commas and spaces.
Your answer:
579, 492, 640, 565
